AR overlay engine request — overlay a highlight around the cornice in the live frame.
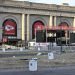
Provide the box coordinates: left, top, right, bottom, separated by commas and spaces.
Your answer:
0, 1, 75, 13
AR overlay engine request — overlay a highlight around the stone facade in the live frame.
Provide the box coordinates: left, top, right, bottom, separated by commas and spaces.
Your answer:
0, 0, 75, 44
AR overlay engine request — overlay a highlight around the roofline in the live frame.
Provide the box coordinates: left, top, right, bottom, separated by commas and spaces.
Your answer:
0, 1, 75, 13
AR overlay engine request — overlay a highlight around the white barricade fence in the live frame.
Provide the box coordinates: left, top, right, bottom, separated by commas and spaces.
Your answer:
35, 43, 49, 47
36, 43, 49, 50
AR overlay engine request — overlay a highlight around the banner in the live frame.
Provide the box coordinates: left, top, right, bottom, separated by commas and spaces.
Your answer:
3, 19, 17, 36
33, 21, 44, 35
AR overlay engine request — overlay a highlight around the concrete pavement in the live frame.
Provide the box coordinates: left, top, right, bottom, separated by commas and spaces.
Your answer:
0, 46, 75, 71
1, 66, 75, 75
0, 51, 75, 71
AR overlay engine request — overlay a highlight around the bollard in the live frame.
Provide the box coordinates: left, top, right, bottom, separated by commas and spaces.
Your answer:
48, 52, 54, 60
37, 47, 41, 55
38, 47, 40, 51
29, 58, 37, 71
20, 48, 23, 51
2, 48, 5, 52
13, 56, 16, 58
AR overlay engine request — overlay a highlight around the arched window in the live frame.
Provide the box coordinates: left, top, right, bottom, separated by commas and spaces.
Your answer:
3, 19, 17, 36
59, 22, 69, 28
59, 22, 69, 37
32, 20, 44, 39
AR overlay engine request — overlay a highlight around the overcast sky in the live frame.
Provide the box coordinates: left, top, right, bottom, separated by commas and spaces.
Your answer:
16, 0, 75, 6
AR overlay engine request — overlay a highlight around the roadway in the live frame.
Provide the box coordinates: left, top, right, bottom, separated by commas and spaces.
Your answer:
0, 66, 75, 75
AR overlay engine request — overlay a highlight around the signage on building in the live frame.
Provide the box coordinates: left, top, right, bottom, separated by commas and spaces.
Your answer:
8, 36, 17, 39
3, 19, 17, 36
33, 21, 44, 35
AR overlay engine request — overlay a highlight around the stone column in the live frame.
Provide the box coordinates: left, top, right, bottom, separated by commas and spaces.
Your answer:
73, 17, 75, 32
49, 15, 53, 27
27, 14, 30, 41
22, 13, 25, 41
21, 13, 25, 47
54, 16, 56, 26
49, 15, 53, 37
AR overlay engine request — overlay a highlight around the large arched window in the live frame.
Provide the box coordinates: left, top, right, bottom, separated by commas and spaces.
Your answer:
32, 20, 44, 39
59, 22, 69, 28
3, 19, 17, 36
59, 22, 69, 37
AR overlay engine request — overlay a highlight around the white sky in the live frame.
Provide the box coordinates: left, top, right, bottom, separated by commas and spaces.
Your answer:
16, 0, 75, 6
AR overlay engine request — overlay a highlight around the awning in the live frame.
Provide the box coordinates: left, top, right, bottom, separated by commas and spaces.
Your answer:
36, 26, 75, 31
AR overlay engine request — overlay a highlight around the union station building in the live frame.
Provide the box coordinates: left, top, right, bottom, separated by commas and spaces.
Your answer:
0, 0, 75, 46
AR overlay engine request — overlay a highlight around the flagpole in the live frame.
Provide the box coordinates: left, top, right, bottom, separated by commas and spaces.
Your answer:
45, 26, 47, 43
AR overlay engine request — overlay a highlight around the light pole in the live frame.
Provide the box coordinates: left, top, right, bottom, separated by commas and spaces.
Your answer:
60, 14, 63, 53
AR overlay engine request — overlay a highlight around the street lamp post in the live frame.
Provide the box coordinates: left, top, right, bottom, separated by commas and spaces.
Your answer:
60, 31, 63, 53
